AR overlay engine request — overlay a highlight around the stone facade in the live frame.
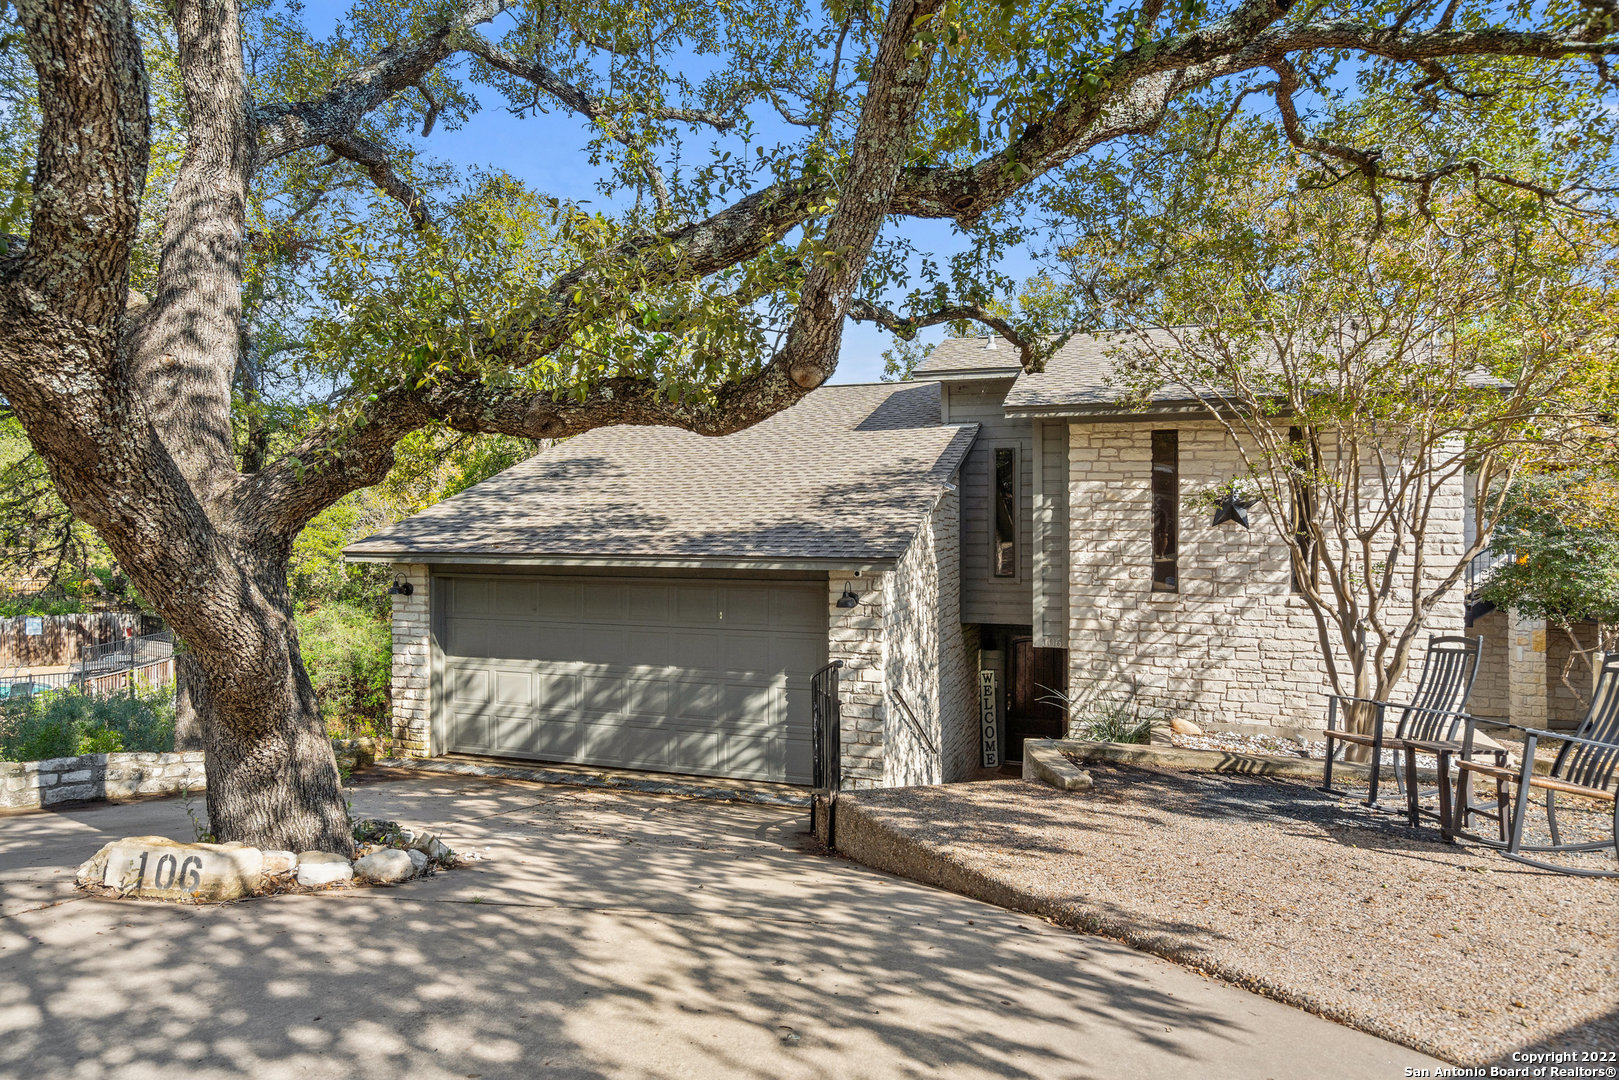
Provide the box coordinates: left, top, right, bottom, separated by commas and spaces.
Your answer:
1469, 609, 1598, 730
0, 750, 206, 810
1067, 420, 1467, 732
389, 563, 431, 757
826, 489, 976, 789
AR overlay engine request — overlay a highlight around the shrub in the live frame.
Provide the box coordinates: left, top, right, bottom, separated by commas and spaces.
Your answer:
297, 601, 391, 739
1039, 681, 1165, 745
0, 683, 175, 762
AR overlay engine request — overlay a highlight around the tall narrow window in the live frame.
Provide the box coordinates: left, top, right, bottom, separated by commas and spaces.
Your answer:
1289, 426, 1319, 593
993, 447, 1017, 577
1151, 430, 1178, 592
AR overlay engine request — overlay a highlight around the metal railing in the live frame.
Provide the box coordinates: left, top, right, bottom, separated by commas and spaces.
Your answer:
79, 631, 174, 675
890, 690, 939, 760
1465, 549, 1511, 597
811, 660, 843, 793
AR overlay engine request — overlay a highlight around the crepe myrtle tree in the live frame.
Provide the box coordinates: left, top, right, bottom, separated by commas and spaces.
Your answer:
3, 0, 1619, 851
1081, 151, 1619, 747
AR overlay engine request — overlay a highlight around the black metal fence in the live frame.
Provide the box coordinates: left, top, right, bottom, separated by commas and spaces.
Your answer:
811, 660, 843, 793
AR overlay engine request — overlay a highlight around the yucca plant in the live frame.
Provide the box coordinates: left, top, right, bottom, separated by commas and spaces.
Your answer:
1038, 680, 1167, 745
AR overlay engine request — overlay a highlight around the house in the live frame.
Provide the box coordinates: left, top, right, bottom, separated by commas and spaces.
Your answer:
346, 332, 1522, 791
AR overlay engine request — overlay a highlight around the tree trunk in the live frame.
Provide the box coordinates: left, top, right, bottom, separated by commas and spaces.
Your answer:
197, 602, 352, 855
173, 651, 208, 752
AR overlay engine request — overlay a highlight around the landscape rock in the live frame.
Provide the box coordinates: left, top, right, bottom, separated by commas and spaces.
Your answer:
261, 850, 298, 876
410, 833, 454, 863
1169, 717, 1204, 736
407, 849, 428, 874
75, 840, 120, 887
354, 848, 416, 884
98, 837, 265, 901
296, 851, 354, 887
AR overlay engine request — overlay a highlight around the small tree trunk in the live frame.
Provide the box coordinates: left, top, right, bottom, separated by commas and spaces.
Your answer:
198, 613, 352, 854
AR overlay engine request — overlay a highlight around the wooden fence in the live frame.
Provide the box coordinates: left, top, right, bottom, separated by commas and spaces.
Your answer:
0, 613, 142, 669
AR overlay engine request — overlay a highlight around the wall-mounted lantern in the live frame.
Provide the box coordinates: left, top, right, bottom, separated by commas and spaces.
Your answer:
836, 583, 860, 608
387, 574, 415, 597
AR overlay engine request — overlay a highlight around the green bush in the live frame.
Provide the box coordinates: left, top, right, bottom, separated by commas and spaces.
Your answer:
297, 601, 391, 739
0, 684, 175, 762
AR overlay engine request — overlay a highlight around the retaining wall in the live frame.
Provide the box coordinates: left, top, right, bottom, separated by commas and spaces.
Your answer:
0, 751, 206, 810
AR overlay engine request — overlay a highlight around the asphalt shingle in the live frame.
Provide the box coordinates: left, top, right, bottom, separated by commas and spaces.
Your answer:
344, 381, 977, 565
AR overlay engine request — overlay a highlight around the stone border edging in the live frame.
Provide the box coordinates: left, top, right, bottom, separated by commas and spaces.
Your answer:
371, 757, 813, 808
1036, 738, 1441, 784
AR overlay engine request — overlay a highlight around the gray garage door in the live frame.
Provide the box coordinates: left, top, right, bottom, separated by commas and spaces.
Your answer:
437, 575, 826, 783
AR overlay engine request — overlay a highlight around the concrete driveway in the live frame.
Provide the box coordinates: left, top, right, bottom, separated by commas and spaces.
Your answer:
0, 773, 1442, 1079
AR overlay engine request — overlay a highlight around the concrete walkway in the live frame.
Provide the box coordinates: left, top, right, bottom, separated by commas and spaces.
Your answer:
0, 774, 1443, 1079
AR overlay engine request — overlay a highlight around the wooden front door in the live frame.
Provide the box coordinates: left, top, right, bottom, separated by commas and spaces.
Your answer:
1006, 637, 1067, 760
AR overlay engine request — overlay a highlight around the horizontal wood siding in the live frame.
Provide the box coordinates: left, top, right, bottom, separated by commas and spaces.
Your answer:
944, 380, 1034, 626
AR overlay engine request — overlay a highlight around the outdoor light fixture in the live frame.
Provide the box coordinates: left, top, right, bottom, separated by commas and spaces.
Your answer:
836, 584, 860, 608
387, 575, 415, 597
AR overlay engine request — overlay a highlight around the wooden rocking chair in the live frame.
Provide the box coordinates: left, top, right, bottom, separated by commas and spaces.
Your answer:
1321, 635, 1484, 824
1452, 653, 1619, 878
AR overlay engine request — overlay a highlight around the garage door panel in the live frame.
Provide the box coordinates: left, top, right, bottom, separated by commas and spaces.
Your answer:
491, 581, 537, 617
670, 632, 719, 671
440, 575, 823, 783
719, 633, 773, 673
723, 587, 771, 627
580, 581, 626, 622
772, 634, 826, 673
535, 581, 580, 618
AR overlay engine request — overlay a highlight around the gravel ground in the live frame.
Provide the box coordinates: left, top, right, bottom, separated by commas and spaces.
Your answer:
836, 767, 1618, 1067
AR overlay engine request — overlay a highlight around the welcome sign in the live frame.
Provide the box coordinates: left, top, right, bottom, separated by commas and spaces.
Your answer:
979, 671, 999, 768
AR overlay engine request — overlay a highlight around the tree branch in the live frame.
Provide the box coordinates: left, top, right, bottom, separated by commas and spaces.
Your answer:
845, 298, 1066, 372
327, 135, 433, 227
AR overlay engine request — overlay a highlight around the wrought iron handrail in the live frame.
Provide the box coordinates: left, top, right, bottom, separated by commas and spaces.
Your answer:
811, 660, 843, 793
889, 690, 939, 759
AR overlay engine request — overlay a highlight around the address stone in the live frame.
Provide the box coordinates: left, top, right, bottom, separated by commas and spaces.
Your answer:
98, 837, 265, 901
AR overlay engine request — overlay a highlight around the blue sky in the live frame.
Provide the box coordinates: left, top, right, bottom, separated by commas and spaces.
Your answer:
294, 2, 1039, 384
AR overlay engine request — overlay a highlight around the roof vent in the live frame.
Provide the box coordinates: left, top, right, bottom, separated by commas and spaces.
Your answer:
984, 336, 996, 350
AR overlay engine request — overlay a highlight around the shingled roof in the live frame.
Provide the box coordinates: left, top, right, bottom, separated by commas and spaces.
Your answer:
913, 336, 1024, 378
344, 381, 977, 567
1003, 328, 1191, 413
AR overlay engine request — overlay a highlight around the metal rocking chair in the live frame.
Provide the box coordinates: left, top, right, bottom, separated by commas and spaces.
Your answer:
1321, 635, 1484, 824
1452, 653, 1619, 878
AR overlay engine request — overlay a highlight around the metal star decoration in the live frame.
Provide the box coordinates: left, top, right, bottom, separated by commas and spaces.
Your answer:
1211, 492, 1257, 529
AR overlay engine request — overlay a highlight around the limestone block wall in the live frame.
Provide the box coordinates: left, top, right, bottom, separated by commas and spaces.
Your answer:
829, 569, 886, 788
1067, 420, 1466, 732
0, 751, 206, 810
1465, 610, 1510, 721
829, 488, 974, 789
389, 564, 431, 758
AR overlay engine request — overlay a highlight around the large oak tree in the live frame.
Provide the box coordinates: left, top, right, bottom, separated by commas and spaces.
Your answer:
3, 0, 1617, 851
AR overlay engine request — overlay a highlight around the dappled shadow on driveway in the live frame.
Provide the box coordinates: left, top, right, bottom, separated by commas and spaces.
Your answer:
0, 775, 1423, 1080
836, 768, 1618, 1069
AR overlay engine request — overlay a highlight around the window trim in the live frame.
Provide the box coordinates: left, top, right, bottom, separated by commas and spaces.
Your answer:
1150, 429, 1179, 593
990, 444, 1019, 580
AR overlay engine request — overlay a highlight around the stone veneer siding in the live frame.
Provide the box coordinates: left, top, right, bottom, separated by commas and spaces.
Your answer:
390, 563, 432, 757
1067, 420, 1466, 732
828, 489, 976, 788
0, 751, 206, 810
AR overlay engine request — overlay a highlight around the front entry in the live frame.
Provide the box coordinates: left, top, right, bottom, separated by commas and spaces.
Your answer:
1006, 636, 1067, 760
